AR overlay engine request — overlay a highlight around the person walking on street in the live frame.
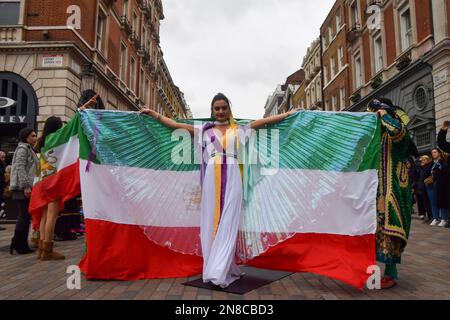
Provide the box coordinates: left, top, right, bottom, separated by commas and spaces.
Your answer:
417, 156, 433, 223
437, 121, 450, 228
430, 148, 449, 227
0, 151, 6, 231
9, 128, 39, 254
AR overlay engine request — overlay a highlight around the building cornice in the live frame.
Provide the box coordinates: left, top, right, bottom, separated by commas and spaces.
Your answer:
423, 39, 450, 65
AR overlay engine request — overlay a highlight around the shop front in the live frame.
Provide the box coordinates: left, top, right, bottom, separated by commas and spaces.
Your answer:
0, 71, 38, 220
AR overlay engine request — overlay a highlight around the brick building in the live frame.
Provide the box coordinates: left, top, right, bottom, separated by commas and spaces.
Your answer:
321, 0, 350, 111
157, 55, 190, 119
343, 0, 444, 153
264, 69, 304, 117
277, 69, 304, 114
0, 0, 189, 159
300, 38, 322, 110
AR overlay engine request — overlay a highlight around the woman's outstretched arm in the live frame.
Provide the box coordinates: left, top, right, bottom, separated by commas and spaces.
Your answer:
250, 108, 300, 130
140, 108, 195, 135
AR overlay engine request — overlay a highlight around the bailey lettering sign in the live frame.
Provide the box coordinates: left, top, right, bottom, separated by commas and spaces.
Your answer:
0, 115, 27, 123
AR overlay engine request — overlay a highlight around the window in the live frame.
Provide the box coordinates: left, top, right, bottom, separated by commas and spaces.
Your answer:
400, 8, 412, 51
328, 26, 333, 43
414, 86, 428, 111
416, 131, 431, 148
323, 64, 328, 85
96, 10, 107, 53
354, 54, 362, 89
350, 1, 359, 27
0, 1, 20, 25
340, 88, 346, 110
145, 77, 150, 105
316, 80, 321, 101
338, 47, 344, 69
141, 25, 146, 48
332, 95, 338, 111
330, 56, 336, 79
132, 12, 138, 33
130, 57, 136, 92
373, 35, 383, 73
140, 69, 145, 100
122, 0, 129, 18
119, 42, 127, 81
336, 12, 341, 30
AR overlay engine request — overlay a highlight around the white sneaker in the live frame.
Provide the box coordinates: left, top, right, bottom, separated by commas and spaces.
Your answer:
430, 219, 439, 226
438, 220, 448, 227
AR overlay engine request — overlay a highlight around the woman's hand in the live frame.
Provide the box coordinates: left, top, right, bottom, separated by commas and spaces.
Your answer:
24, 187, 32, 199
251, 107, 301, 130
140, 107, 193, 134
287, 107, 301, 116
140, 108, 159, 118
79, 94, 99, 111
376, 109, 388, 118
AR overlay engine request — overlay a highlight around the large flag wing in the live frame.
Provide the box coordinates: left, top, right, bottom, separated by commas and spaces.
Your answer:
79, 110, 380, 262
79, 110, 203, 255
236, 111, 380, 261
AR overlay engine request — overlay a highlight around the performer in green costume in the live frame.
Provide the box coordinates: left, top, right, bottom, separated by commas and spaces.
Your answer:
368, 98, 413, 289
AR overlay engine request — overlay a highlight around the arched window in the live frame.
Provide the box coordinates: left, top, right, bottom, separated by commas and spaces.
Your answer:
0, 71, 38, 129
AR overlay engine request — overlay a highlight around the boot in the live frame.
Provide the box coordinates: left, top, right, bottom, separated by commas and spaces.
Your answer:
10, 230, 35, 254
40, 241, 65, 261
37, 240, 44, 260
30, 237, 39, 248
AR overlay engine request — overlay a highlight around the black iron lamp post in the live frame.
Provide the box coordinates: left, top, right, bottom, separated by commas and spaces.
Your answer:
79, 62, 96, 94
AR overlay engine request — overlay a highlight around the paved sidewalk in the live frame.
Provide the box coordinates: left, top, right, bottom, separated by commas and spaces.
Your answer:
0, 217, 449, 300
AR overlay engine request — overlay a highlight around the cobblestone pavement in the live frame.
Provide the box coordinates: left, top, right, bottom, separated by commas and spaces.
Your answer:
0, 217, 449, 300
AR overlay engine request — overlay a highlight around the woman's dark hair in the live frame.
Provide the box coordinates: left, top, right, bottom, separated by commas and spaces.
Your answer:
18, 127, 35, 143
37, 116, 63, 152
210, 93, 231, 119
77, 89, 105, 110
378, 97, 394, 108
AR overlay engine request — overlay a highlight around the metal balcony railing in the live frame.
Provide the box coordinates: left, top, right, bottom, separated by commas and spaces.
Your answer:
120, 15, 132, 36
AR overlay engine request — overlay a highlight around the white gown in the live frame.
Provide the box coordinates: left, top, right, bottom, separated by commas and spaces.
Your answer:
197, 123, 250, 288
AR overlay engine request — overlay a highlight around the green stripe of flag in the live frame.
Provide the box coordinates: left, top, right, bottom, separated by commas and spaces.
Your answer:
78, 110, 380, 172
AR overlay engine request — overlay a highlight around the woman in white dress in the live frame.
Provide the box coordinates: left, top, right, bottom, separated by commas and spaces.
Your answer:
140, 93, 298, 288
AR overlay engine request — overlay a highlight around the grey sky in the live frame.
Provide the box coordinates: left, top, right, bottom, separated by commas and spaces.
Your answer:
160, 0, 336, 119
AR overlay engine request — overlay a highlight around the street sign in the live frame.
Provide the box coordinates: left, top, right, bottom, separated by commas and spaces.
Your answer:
42, 54, 64, 68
